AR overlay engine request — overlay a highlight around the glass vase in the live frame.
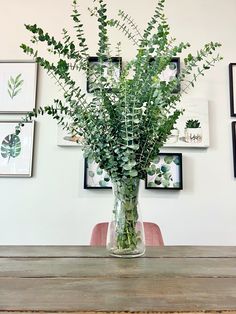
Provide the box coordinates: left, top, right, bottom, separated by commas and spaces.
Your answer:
106, 177, 145, 258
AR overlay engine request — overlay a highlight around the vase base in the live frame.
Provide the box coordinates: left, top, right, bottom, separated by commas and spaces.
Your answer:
108, 248, 145, 258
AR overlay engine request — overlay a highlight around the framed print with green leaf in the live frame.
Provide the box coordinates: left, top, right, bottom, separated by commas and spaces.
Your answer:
0, 61, 37, 113
0, 121, 35, 177
145, 153, 183, 190
84, 158, 112, 189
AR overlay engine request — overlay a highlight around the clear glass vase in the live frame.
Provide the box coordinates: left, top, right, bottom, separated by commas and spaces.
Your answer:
106, 177, 145, 258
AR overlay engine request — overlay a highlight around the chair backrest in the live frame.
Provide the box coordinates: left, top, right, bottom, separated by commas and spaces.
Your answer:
90, 222, 164, 246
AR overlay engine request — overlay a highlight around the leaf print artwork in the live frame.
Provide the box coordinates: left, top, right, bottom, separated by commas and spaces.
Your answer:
146, 154, 183, 190
7, 73, 24, 99
1, 134, 21, 161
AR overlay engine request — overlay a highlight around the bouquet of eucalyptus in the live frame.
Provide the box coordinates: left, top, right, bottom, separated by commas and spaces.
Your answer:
18, 0, 222, 256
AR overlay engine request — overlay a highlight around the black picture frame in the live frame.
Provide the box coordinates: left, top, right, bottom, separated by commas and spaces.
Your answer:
229, 63, 236, 117
232, 122, 236, 178
149, 57, 180, 93
84, 158, 112, 189
145, 153, 183, 190
87, 56, 122, 93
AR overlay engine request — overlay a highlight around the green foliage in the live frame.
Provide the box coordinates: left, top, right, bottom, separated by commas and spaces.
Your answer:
18, 0, 222, 183
185, 119, 201, 128
1, 134, 21, 161
18, 1, 221, 252
8, 74, 24, 99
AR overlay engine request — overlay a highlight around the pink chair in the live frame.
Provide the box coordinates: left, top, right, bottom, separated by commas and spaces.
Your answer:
90, 222, 164, 246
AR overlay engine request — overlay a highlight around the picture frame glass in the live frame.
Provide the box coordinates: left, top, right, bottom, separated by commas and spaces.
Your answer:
0, 121, 34, 177
0, 62, 37, 113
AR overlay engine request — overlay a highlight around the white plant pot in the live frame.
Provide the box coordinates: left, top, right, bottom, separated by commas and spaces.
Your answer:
184, 127, 202, 143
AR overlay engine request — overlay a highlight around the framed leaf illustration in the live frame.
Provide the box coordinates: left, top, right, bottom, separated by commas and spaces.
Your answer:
0, 61, 37, 113
84, 158, 112, 189
145, 153, 183, 190
0, 121, 35, 177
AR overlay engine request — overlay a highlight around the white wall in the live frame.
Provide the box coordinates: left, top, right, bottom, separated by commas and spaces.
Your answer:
0, 0, 235, 245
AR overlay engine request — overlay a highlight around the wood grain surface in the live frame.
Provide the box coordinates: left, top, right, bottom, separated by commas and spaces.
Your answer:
0, 246, 235, 313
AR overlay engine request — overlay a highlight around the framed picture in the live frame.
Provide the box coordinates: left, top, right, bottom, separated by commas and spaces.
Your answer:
0, 61, 37, 113
87, 57, 122, 93
0, 121, 35, 177
150, 57, 180, 93
165, 98, 209, 148
57, 124, 84, 147
232, 122, 236, 178
229, 63, 236, 117
145, 153, 183, 190
84, 158, 112, 189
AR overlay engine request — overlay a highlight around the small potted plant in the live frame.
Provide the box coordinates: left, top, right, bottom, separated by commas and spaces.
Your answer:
185, 119, 202, 143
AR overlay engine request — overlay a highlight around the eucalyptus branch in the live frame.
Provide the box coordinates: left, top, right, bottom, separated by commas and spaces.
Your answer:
71, 0, 89, 60
19, 0, 222, 182
118, 10, 143, 39
107, 19, 139, 46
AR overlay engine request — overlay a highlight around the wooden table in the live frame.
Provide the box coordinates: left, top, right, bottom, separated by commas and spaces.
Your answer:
0, 246, 236, 313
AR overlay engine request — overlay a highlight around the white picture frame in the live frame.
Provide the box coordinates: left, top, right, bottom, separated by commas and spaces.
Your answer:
0, 61, 37, 113
0, 121, 35, 177
164, 98, 209, 148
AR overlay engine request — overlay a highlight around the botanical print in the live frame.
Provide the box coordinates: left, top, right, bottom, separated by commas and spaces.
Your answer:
8, 73, 24, 99
0, 121, 34, 177
165, 98, 209, 148
0, 62, 37, 113
146, 154, 182, 189
57, 124, 84, 146
85, 159, 112, 188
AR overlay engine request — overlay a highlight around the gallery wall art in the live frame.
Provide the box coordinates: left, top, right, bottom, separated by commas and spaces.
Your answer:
0, 121, 35, 177
145, 153, 183, 190
84, 158, 112, 189
165, 98, 209, 148
0, 61, 37, 113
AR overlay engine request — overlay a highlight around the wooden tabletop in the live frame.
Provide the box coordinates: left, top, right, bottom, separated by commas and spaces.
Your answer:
0, 245, 236, 313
